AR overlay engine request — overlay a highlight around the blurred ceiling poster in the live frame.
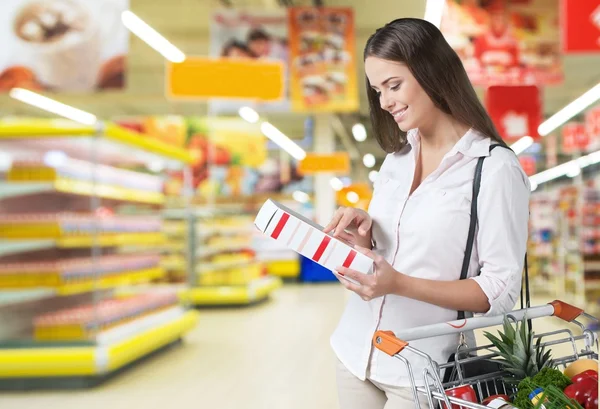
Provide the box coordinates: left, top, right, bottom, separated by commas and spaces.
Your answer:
0, 0, 129, 92
440, 0, 563, 86
209, 9, 291, 114
288, 7, 358, 112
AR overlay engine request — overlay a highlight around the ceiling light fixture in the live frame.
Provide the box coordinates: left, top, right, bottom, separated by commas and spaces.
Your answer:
510, 136, 534, 155
121, 10, 185, 63
363, 153, 376, 168
293, 191, 309, 203
238, 107, 259, 123
330, 177, 344, 191
352, 123, 367, 142
369, 170, 379, 183
260, 122, 306, 161
529, 149, 600, 187
538, 83, 600, 136
346, 191, 359, 204
424, 0, 447, 28
9, 88, 97, 125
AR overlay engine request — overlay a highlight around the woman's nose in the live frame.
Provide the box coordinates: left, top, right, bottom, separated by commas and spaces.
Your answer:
379, 92, 393, 111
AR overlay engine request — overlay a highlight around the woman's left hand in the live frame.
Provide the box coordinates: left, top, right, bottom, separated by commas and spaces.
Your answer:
334, 246, 402, 301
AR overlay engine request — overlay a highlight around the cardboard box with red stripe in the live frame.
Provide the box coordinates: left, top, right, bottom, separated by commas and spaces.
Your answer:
254, 199, 373, 281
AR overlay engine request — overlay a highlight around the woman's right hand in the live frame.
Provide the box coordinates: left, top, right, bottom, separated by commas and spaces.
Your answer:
323, 206, 373, 248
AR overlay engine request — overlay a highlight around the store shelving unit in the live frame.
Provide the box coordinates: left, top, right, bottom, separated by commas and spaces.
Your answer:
0, 119, 199, 388
164, 195, 287, 307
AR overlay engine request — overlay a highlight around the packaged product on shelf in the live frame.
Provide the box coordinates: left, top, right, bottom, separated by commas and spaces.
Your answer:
254, 199, 373, 283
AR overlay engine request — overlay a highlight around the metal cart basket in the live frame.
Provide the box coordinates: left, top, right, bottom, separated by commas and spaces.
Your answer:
373, 300, 599, 409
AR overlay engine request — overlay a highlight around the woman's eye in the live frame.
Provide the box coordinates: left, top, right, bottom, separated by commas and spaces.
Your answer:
390, 84, 400, 91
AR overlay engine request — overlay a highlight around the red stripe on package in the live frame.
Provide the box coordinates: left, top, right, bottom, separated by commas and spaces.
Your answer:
313, 235, 331, 262
343, 250, 357, 268
271, 213, 290, 239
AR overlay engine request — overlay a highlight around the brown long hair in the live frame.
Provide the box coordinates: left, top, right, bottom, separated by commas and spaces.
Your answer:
364, 18, 505, 153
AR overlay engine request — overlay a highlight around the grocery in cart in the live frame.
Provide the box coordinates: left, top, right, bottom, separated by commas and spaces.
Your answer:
373, 300, 599, 409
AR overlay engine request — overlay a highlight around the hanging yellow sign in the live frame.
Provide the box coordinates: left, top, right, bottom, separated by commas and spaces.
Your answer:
298, 153, 350, 174
166, 57, 285, 101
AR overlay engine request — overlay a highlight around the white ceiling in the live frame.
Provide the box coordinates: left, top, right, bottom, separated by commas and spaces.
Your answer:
0, 0, 598, 167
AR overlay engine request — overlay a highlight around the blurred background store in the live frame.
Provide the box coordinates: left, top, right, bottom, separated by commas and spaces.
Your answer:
0, 0, 598, 408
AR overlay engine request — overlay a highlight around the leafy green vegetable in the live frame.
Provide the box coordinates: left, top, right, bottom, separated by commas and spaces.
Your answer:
514, 378, 537, 409
532, 367, 572, 391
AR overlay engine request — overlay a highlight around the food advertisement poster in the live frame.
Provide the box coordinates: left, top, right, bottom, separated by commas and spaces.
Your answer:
288, 7, 359, 113
440, 0, 562, 86
0, 0, 129, 93
209, 9, 290, 113
164, 117, 311, 199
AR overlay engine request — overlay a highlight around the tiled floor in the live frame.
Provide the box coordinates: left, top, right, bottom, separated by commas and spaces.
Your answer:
0, 285, 595, 409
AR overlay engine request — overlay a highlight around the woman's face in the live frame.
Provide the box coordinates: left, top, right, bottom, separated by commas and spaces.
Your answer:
365, 56, 436, 132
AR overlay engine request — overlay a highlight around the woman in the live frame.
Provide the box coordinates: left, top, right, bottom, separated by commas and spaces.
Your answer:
324, 18, 530, 409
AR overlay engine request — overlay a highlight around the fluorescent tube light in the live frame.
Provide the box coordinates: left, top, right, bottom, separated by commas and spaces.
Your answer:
122, 11, 185, 63
424, 0, 446, 28
510, 136, 534, 155
538, 83, 600, 136
239, 107, 259, 124
10, 88, 97, 125
260, 122, 306, 161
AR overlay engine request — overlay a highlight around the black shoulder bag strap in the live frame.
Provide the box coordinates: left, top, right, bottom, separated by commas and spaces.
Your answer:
457, 143, 530, 324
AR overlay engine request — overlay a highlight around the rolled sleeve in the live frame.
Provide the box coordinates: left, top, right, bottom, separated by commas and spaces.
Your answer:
470, 160, 530, 316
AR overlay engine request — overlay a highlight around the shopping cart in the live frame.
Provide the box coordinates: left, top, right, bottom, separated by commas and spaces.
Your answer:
373, 300, 599, 409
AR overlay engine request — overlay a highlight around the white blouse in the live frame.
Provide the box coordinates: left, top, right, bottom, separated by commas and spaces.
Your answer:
330, 128, 531, 387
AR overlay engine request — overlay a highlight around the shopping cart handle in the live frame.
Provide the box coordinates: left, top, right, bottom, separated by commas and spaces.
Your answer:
373, 330, 409, 356
372, 300, 591, 348
550, 300, 584, 322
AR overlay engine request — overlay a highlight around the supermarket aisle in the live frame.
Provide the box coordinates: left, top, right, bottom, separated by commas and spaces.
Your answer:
1, 284, 348, 409
0, 285, 589, 409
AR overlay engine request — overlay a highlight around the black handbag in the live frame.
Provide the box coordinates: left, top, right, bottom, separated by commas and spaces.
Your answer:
442, 144, 531, 397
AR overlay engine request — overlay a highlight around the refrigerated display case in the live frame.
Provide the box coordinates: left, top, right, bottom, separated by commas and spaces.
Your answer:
0, 119, 199, 387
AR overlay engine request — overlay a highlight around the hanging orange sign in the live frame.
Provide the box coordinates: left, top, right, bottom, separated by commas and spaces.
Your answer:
166, 57, 285, 101
298, 153, 350, 174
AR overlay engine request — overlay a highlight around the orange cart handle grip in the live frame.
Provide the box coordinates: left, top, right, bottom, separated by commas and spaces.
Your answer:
373, 330, 409, 356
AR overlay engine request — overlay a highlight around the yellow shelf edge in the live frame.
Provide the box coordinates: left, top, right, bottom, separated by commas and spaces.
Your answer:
0, 234, 165, 250
1, 179, 164, 204
180, 277, 282, 306
0, 310, 199, 378
106, 310, 199, 372
0, 119, 193, 164
104, 123, 193, 164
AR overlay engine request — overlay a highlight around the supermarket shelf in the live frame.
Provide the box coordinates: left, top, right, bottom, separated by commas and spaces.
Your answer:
196, 259, 256, 273
266, 260, 301, 279
0, 267, 165, 296
0, 180, 164, 205
0, 233, 165, 249
0, 308, 199, 378
179, 276, 282, 306
197, 244, 252, 258
0, 289, 55, 306
0, 119, 193, 164
0, 239, 55, 257
585, 281, 600, 290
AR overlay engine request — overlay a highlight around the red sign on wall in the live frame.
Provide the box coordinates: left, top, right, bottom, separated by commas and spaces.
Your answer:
562, 122, 589, 153
585, 106, 600, 149
561, 0, 600, 53
485, 85, 542, 143
519, 155, 537, 176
